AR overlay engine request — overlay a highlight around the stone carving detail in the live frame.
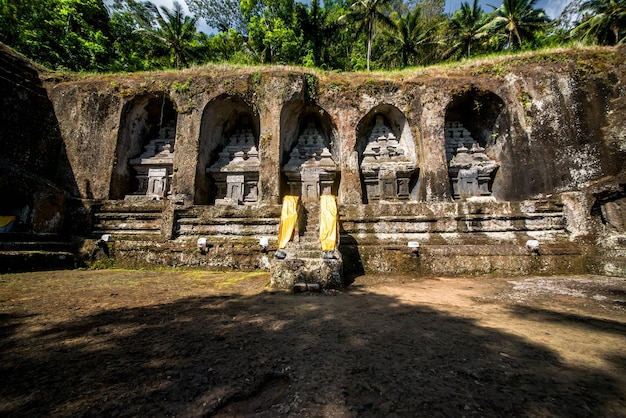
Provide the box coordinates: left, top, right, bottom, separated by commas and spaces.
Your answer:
360, 115, 416, 202
129, 125, 175, 199
445, 121, 499, 199
207, 123, 260, 205
283, 120, 338, 202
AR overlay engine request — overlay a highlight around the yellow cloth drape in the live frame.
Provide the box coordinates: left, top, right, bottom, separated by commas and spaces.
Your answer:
0, 216, 16, 228
277, 196, 299, 249
319, 195, 338, 251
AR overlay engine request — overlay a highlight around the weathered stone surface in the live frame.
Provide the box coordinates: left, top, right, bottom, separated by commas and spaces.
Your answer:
2, 43, 626, 276
270, 254, 344, 289
0, 45, 71, 234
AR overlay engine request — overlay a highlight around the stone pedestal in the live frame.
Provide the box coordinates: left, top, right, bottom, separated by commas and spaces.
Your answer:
270, 250, 344, 289
446, 122, 499, 200
129, 125, 175, 199
360, 116, 416, 202
207, 126, 260, 205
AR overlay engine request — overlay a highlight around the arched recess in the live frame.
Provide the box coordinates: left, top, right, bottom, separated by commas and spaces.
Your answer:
444, 88, 506, 200
280, 100, 340, 202
110, 93, 177, 200
0, 186, 32, 233
195, 95, 260, 205
356, 104, 419, 203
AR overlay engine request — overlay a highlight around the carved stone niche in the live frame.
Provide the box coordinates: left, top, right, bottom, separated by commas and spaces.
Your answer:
207, 122, 260, 205
283, 120, 338, 203
129, 124, 175, 199
445, 121, 499, 200
360, 115, 416, 202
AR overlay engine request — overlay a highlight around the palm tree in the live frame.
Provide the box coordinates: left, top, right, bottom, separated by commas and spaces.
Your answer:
574, 0, 626, 45
139, 1, 200, 68
482, 0, 550, 49
448, 0, 487, 58
382, 6, 437, 68
301, 0, 342, 67
342, 0, 394, 71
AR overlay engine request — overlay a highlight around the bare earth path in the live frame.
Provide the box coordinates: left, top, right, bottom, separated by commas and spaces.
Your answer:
1, 270, 625, 417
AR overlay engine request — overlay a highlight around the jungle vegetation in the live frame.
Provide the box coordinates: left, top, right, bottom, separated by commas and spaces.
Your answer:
0, 0, 624, 72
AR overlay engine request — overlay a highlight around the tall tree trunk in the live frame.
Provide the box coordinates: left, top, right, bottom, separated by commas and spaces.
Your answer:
367, 17, 373, 71
513, 27, 522, 47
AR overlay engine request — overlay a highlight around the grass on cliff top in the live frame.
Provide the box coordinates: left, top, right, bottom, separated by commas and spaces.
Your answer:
44, 44, 623, 84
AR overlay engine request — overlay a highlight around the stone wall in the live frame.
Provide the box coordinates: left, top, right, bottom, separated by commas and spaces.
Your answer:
45, 50, 626, 206
0, 44, 74, 234
2, 43, 625, 276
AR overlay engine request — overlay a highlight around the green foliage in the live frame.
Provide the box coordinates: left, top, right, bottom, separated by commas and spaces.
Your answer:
251, 70, 263, 86
377, 2, 443, 69
0, 0, 617, 73
479, 0, 551, 50
204, 29, 248, 63
304, 73, 319, 102
470, 61, 509, 77
341, 0, 397, 71
446, 0, 488, 59
136, 1, 202, 69
573, 0, 626, 45
89, 256, 115, 269
172, 77, 193, 92
0, 0, 114, 71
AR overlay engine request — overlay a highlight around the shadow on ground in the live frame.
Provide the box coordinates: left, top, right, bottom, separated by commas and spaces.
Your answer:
1, 290, 623, 417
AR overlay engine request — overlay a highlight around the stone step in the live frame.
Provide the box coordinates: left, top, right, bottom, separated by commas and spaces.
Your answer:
0, 251, 75, 273
94, 200, 165, 213
283, 249, 323, 259
300, 203, 321, 238
0, 232, 79, 272
92, 209, 164, 240
590, 256, 626, 277
0, 241, 76, 253
0, 232, 66, 243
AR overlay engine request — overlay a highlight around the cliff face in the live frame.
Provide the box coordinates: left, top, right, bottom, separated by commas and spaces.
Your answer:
0, 44, 73, 233
42, 48, 626, 205
1, 43, 625, 274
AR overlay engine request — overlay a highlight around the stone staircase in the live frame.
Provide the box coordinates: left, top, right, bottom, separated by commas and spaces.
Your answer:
0, 233, 77, 273
289, 202, 321, 257
91, 200, 165, 241
271, 201, 344, 289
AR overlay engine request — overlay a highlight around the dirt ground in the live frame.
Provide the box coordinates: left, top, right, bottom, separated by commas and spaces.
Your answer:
0, 270, 625, 418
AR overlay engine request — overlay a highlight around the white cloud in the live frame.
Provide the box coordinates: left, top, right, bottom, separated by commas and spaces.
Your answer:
541, 0, 571, 19
445, 0, 570, 19
149, 0, 191, 13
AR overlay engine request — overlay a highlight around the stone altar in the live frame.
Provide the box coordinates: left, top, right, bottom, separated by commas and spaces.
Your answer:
207, 124, 260, 205
283, 120, 338, 203
360, 115, 416, 202
129, 124, 175, 199
445, 121, 499, 200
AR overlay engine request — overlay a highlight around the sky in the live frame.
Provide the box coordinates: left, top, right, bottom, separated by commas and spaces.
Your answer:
144, 0, 572, 34
443, 0, 570, 19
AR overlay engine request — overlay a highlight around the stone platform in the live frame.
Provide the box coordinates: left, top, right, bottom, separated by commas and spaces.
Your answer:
270, 249, 344, 289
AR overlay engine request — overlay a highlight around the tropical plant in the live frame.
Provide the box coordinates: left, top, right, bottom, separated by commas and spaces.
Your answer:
342, 0, 395, 71
573, 0, 626, 45
481, 0, 550, 49
137, 1, 201, 69
379, 5, 437, 68
448, 0, 487, 58
299, 0, 343, 68
243, 0, 303, 64
0, 0, 113, 71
